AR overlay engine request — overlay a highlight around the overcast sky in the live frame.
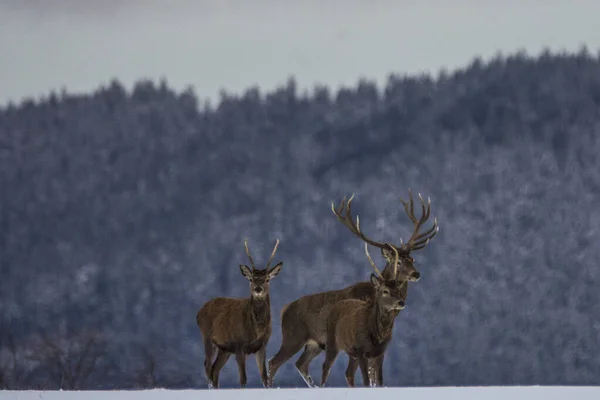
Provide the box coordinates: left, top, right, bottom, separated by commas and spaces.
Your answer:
1, 0, 599, 106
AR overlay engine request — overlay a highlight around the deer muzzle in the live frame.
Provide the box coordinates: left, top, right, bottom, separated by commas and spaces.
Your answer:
253, 286, 265, 295
409, 271, 421, 281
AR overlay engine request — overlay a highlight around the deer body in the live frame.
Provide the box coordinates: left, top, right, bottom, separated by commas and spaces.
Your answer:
196, 239, 283, 389
267, 190, 438, 388
197, 296, 272, 355
329, 299, 398, 360
268, 263, 405, 388
321, 245, 406, 388
281, 281, 382, 343
322, 291, 401, 387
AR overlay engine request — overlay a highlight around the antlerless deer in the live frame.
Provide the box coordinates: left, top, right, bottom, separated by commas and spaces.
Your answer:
196, 238, 283, 388
267, 189, 438, 388
321, 243, 406, 388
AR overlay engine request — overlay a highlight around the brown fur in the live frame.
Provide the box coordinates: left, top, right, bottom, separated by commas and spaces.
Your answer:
266, 190, 438, 387
321, 273, 406, 387
196, 239, 283, 388
267, 262, 407, 387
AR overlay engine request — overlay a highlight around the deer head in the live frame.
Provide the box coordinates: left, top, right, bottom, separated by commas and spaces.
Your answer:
331, 189, 439, 282
239, 238, 283, 298
364, 243, 407, 312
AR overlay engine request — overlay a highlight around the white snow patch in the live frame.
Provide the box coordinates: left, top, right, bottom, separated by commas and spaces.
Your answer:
0, 387, 599, 400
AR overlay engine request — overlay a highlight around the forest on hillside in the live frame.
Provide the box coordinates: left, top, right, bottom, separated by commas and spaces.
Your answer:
1, 49, 600, 389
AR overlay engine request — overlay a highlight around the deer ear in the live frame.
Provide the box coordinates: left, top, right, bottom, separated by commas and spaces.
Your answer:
239, 265, 252, 280
268, 262, 283, 279
381, 247, 392, 260
370, 273, 382, 288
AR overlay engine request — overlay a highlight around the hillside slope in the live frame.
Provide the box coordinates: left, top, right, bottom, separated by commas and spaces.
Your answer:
0, 49, 599, 389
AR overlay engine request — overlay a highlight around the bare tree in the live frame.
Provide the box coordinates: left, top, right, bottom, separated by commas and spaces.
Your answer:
27, 330, 107, 390
267, 190, 438, 387
196, 238, 284, 388
132, 345, 158, 389
321, 243, 406, 387
0, 329, 26, 389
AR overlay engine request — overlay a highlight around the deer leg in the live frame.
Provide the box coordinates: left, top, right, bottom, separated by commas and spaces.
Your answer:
267, 335, 306, 387
295, 341, 321, 388
254, 346, 269, 388
366, 358, 376, 387
210, 349, 230, 388
357, 356, 370, 387
345, 356, 358, 387
235, 352, 247, 388
203, 338, 216, 388
320, 346, 338, 388
374, 354, 384, 387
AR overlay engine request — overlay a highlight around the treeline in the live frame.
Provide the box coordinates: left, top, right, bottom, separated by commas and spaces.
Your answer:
1, 48, 600, 389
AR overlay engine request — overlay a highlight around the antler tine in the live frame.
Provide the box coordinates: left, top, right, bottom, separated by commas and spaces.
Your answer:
409, 190, 416, 222
331, 195, 355, 232
331, 197, 355, 237
331, 194, 387, 249
411, 239, 430, 251
400, 189, 439, 252
363, 243, 383, 279
330, 194, 347, 216
399, 189, 417, 223
411, 223, 440, 250
389, 243, 400, 278
410, 218, 439, 248
266, 238, 280, 268
243, 237, 256, 270
418, 193, 430, 222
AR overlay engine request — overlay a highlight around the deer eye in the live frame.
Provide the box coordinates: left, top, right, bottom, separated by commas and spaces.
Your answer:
382, 289, 390, 296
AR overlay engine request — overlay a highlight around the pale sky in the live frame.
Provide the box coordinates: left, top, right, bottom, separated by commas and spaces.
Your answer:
1, 0, 599, 107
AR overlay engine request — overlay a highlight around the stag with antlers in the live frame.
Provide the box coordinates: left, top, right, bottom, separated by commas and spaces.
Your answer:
321, 243, 406, 388
196, 238, 283, 389
267, 189, 438, 388
333, 189, 439, 282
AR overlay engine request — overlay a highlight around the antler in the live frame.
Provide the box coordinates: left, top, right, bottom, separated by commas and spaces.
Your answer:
243, 237, 256, 270
364, 243, 383, 279
389, 243, 400, 278
364, 242, 399, 279
266, 239, 280, 269
331, 194, 387, 249
399, 189, 439, 252
244, 238, 280, 269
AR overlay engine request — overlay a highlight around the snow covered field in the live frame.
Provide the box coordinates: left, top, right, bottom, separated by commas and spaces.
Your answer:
1, 387, 599, 400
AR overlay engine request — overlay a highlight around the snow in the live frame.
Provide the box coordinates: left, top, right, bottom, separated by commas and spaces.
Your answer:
1, 387, 599, 400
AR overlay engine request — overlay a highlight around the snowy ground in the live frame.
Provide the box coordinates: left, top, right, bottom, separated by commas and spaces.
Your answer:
1, 387, 600, 400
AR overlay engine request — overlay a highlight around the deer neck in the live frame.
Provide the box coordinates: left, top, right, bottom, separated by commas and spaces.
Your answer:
368, 301, 395, 345
381, 261, 396, 281
249, 294, 271, 328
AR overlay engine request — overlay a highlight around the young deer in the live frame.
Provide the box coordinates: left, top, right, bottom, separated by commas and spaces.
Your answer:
196, 238, 283, 388
267, 190, 437, 387
321, 243, 406, 388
